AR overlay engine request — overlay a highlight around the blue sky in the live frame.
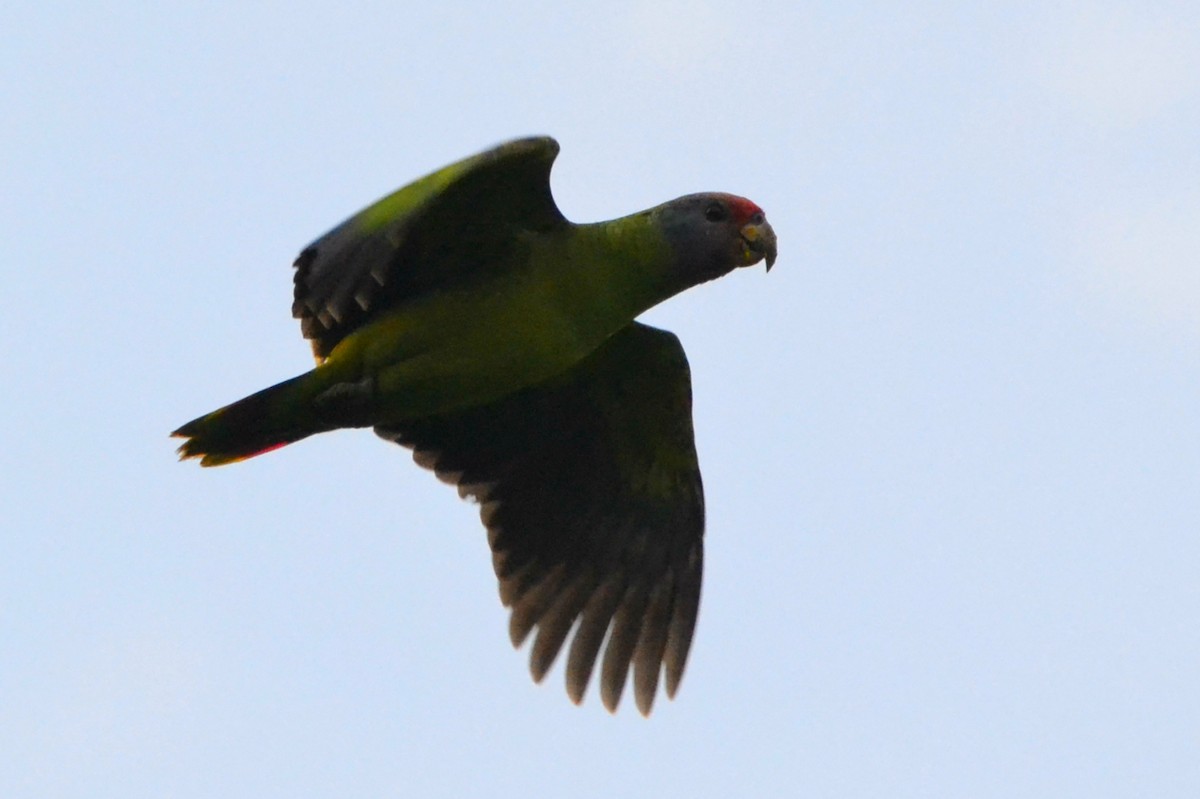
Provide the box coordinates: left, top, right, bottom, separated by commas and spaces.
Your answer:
4, 2, 1198, 797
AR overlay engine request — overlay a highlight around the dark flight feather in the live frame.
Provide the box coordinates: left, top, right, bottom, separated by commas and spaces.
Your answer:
375, 322, 705, 714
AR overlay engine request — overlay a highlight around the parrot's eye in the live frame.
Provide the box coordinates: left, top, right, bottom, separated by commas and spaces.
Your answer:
704, 203, 728, 223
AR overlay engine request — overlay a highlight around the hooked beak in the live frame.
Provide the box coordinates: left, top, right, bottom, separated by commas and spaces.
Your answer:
739, 218, 777, 271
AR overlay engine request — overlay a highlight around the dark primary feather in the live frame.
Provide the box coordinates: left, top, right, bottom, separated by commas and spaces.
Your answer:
292, 136, 566, 360
375, 323, 705, 715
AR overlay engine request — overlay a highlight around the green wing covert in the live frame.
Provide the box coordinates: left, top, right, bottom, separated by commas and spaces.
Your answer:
293, 137, 566, 360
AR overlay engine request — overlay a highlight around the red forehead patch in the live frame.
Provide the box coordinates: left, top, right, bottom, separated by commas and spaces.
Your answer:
722, 194, 764, 225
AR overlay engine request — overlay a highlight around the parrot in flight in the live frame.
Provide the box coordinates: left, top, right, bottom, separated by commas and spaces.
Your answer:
173, 136, 777, 715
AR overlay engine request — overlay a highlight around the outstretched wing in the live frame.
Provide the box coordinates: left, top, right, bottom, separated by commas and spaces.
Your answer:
292, 136, 566, 360
375, 322, 705, 715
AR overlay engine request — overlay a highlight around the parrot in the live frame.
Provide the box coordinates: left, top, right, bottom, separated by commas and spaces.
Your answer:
173, 136, 777, 715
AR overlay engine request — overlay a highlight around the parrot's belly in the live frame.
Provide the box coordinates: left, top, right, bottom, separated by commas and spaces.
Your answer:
322, 276, 604, 422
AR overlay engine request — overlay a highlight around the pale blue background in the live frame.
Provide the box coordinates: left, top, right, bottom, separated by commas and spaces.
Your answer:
4, 2, 1198, 797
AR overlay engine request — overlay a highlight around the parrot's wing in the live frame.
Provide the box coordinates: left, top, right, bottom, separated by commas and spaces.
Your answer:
292, 136, 565, 360
375, 323, 705, 716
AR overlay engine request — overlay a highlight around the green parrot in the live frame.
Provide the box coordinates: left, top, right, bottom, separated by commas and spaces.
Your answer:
174, 136, 776, 715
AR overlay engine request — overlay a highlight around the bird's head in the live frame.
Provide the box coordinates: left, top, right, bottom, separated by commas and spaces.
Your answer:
657, 193, 777, 291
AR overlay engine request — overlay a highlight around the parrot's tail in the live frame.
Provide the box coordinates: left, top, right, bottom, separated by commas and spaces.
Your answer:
172, 374, 321, 467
